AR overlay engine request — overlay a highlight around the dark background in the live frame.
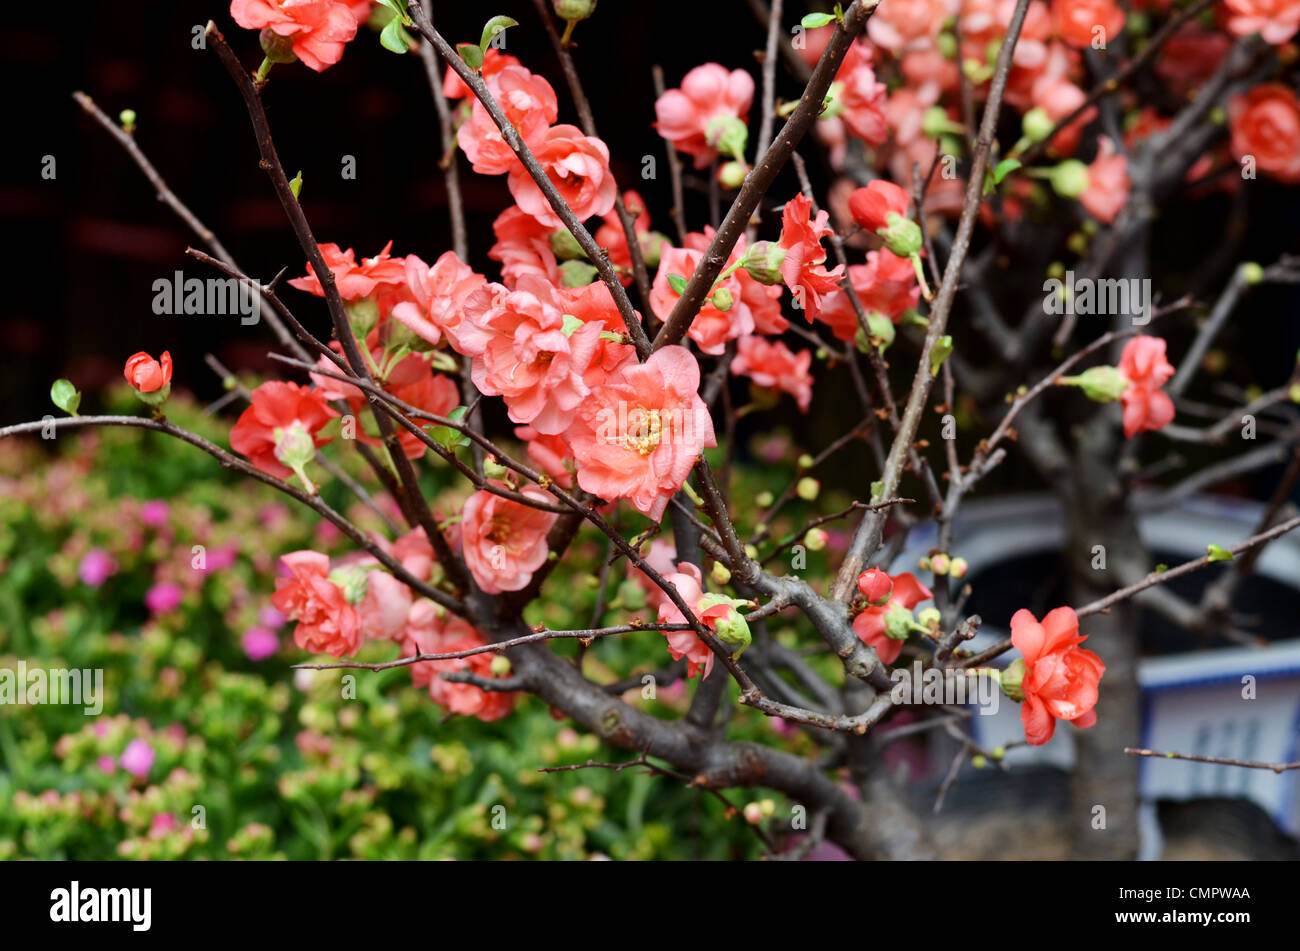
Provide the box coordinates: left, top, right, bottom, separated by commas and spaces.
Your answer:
4, 0, 1300, 486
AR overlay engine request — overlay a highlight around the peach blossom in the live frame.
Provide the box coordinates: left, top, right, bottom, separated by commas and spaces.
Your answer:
507, 125, 617, 229
732, 335, 814, 412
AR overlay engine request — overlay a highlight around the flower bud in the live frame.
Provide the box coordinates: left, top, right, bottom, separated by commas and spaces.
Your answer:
1059, 365, 1129, 403
1048, 160, 1090, 199
796, 477, 820, 501
797, 453, 815, 470
327, 565, 369, 605
554, 0, 598, 20
740, 241, 787, 286
639, 231, 669, 268
559, 260, 599, 288
880, 212, 923, 258
617, 578, 646, 612
857, 568, 893, 605
858, 311, 896, 353
711, 287, 734, 312
1021, 106, 1053, 144
948, 556, 968, 579
1000, 658, 1026, 702
346, 297, 380, 338
917, 607, 942, 629
744, 802, 763, 824
705, 115, 748, 161
804, 528, 828, 551
549, 228, 586, 261
882, 602, 917, 640
1240, 261, 1264, 285
717, 160, 747, 189
922, 105, 959, 139
930, 552, 951, 576
119, 109, 138, 133
489, 655, 512, 677
711, 561, 732, 585
755, 490, 775, 508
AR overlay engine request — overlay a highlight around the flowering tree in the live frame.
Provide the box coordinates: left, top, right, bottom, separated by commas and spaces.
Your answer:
12, 0, 1300, 859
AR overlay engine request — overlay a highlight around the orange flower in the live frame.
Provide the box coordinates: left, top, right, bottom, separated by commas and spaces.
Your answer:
1228, 83, 1300, 184
1008, 607, 1105, 746
123, 351, 172, 393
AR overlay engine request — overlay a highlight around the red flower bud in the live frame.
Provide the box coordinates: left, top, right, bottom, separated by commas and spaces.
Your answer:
124, 351, 173, 393
857, 567, 894, 605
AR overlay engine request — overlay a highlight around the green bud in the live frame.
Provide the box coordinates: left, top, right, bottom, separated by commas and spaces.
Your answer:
922, 105, 959, 139
699, 596, 752, 656
639, 232, 668, 268
559, 260, 599, 288
1000, 658, 1026, 702
710, 287, 734, 312
880, 212, 923, 258
1240, 261, 1264, 285
740, 240, 787, 286
482, 458, 510, 480
274, 422, 317, 473
260, 28, 298, 64
937, 32, 957, 59
711, 561, 732, 585
346, 297, 380, 338
118, 109, 137, 133
796, 477, 820, 501
755, 490, 775, 508
882, 602, 918, 640
804, 528, 828, 551
553, 0, 598, 21
1048, 160, 1090, 199
617, 577, 646, 612
930, 552, 951, 575
917, 607, 942, 629
949, 557, 968, 579
797, 454, 815, 470
1021, 106, 1053, 144
549, 228, 586, 261
718, 160, 747, 190
489, 655, 512, 677
327, 565, 370, 606
929, 335, 954, 378
1059, 365, 1129, 403
705, 115, 748, 161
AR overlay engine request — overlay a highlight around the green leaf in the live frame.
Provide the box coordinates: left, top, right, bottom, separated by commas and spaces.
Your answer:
377, 0, 411, 24
379, 17, 409, 54
801, 12, 836, 28
480, 15, 518, 52
870, 480, 885, 504
50, 379, 80, 416
457, 42, 484, 70
426, 406, 471, 451
289, 170, 303, 200
1206, 544, 1234, 563
992, 157, 1022, 185
929, 335, 953, 377
667, 273, 688, 295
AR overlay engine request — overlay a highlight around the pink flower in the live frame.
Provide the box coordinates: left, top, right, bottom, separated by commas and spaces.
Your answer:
656, 562, 717, 679
817, 250, 920, 342
626, 538, 680, 611
489, 207, 561, 288
848, 180, 912, 234
516, 426, 575, 488
851, 572, 932, 665
271, 550, 362, 657
389, 251, 487, 348
1118, 335, 1175, 438
1051, 0, 1126, 49
651, 244, 753, 355
79, 549, 117, 587
1228, 83, 1300, 184
358, 570, 413, 641
1009, 606, 1105, 746
563, 346, 717, 522
140, 500, 170, 528
460, 276, 619, 434
287, 241, 407, 301
119, 738, 155, 780
442, 48, 520, 99
867, 0, 953, 52
732, 335, 814, 412
145, 581, 184, 616
1079, 137, 1130, 225
229, 0, 359, 72
778, 194, 845, 322
403, 604, 518, 720
124, 351, 172, 393
507, 125, 617, 229
457, 65, 558, 175
461, 483, 559, 594
835, 43, 890, 145
1223, 0, 1300, 44
241, 626, 280, 661
229, 381, 338, 479
654, 64, 755, 169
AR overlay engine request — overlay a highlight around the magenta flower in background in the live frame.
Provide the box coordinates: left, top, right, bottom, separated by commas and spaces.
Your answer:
78, 548, 117, 587
258, 606, 286, 628
97, 755, 116, 774
119, 739, 155, 780
145, 581, 183, 615
140, 500, 169, 528
149, 813, 179, 838
241, 626, 280, 661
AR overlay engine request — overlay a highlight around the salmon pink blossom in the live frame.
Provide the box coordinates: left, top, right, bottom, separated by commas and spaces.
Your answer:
271, 550, 362, 657
652, 244, 753, 354
389, 251, 487, 349
124, 351, 172, 393
460, 483, 559, 594
288, 241, 407, 302
851, 571, 932, 665
654, 64, 755, 169
403, 602, 518, 720
457, 65, 559, 175
507, 125, 617, 229
230, 0, 358, 72
1228, 83, 1300, 184
1051, 0, 1126, 48
656, 562, 717, 679
229, 380, 338, 480
1223, 0, 1300, 44
1118, 334, 1176, 438
563, 345, 716, 521
1079, 137, 1130, 225
732, 335, 815, 412
778, 194, 846, 321
1007, 606, 1105, 746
